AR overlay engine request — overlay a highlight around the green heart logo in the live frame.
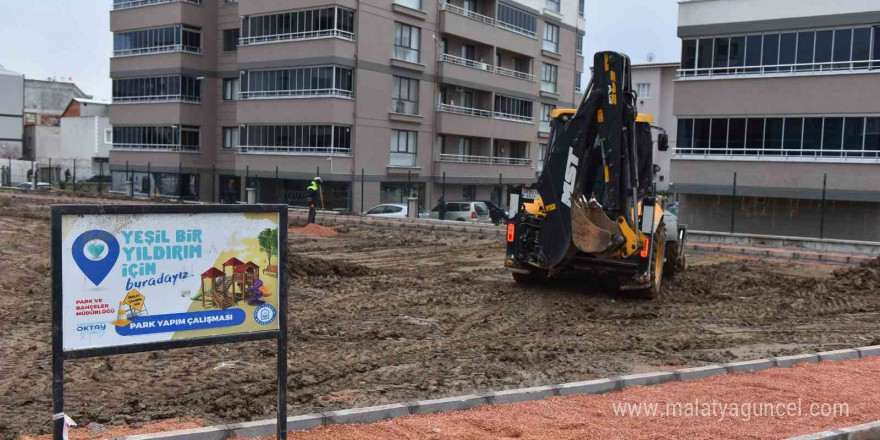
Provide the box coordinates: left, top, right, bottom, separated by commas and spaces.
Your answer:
87, 243, 105, 259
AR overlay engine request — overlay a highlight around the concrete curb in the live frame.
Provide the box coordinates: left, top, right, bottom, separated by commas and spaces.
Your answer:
784, 420, 880, 440
115, 344, 880, 439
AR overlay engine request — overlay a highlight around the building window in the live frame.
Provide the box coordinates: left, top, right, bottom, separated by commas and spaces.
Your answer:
240, 7, 355, 45
390, 129, 417, 166
676, 116, 880, 158
113, 0, 202, 11
494, 95, 533, 122
576, 32, 584, 56
458, 137, 473, 156
113, 25, 201, 56
636, 83, 651, 99
222, 78, 238, 101
239, 66, 353, 99
104, 129, 113, 144
537, 143, 548, 171
497, 3, 537, 38
393, 22, 420, 63
112, 126, 200, 152
238, 125, 351, 154
392, 76, 419, 115
224, 0, 237, 3
223, 28, 239, 52
541, 63, 558, 94
462, 185, 476, 201
222, 127, 239, 149
394, 0, 421, 10
540, 103, 555, 133
578, 0, 584, 17
543, 23, 559, 53
680, 24, 879, 77
574, 72, 582, 93
545, 0, 560, 13
112, 76, 201, 103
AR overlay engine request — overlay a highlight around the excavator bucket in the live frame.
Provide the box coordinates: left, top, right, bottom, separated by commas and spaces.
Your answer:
571, 197, 619, 253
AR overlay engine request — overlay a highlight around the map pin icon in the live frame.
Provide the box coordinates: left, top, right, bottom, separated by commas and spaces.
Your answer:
72, 230, 120, 286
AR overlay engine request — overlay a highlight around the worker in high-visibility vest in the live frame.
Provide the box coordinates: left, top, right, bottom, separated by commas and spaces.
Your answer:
306, 177, 323, 224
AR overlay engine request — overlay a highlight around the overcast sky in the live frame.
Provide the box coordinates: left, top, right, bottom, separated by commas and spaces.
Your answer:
0, 0, 679, 101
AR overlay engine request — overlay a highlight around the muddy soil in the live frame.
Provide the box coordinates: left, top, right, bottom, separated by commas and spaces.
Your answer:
2, 193, 879, 439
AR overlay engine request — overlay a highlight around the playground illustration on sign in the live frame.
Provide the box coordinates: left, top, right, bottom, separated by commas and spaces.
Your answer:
60, 211, 281, 351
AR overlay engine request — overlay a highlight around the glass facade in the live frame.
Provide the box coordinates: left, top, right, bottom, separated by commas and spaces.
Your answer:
681, 25, 879, 76
113, 25, 201, 56
112, 76, 201, 103
240, 7, 355, 44
239, 125, 352, 154
497, 4, 537, 38
494, 95, 533, 121
239, 66, 353, 99
111, 126, 200, 152
677, 116, 880, 158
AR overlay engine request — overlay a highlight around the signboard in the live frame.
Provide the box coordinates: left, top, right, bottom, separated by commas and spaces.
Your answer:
51, 205, 288, 440
58, 209, 282, 351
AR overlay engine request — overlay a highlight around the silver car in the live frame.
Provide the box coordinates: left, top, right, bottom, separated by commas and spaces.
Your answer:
430, 201, 491, 222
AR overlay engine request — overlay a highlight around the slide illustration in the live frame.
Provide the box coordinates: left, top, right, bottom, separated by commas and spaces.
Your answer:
245, 279, 271, 305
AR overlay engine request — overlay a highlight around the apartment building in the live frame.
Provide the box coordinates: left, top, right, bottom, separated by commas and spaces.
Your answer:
107, 0, 585, 208
630, 62, 678, 191
671, 0, 880, 241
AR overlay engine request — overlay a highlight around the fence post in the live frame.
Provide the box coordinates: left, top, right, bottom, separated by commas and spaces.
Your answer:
360, 168, 364, 214
147, 162, 152, 198
72, 158, 77, 193
819, 173, 827, 239
178, 162, 183, 201
212, 163, 216, 203
98, 161, 104, 194
730, 172, 737, 234
275, 165, 279, 203
48, 158, 52, 185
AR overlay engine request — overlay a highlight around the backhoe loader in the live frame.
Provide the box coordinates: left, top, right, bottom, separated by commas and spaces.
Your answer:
504, 51, 687, 298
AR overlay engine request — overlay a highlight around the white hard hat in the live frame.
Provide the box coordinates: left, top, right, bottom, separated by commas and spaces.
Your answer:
314, 176, 323, 183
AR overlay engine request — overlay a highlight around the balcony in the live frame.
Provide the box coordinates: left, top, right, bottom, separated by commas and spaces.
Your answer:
436, 106, 535, 141
110, 102, 206, 126
440, 53, 493, 72
111, 1, 205, 33
239, 88, 352, 100
437, 53, 536, 89
112, 143, 199, 153
437, 154, 530, 165
237, 145, 351, 156
437, 103, 492, 118
113, 0, 200, 10
236, 99, 354, 125
439, 2, 494, 25
438, 1, 538, 55
239, 29, 353, 47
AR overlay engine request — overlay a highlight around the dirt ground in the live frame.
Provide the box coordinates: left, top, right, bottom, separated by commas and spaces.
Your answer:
2, 192, 879, 439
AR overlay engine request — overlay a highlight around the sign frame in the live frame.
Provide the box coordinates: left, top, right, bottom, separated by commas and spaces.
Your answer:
51, 204, 289, 440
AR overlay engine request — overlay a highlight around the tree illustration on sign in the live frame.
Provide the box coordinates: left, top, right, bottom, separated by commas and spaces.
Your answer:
258, 228, 278, 267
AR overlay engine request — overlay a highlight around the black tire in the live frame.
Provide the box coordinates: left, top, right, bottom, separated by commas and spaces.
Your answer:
634, 222, 666, 299
512, 269, 548, 285
663, 239, 680, 277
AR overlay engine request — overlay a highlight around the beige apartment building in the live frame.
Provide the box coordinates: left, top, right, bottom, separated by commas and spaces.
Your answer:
108, 0, 585, 210
671, 0, 880, 241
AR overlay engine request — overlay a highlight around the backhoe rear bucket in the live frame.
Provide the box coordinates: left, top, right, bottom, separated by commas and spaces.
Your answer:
571, 198, 619, 253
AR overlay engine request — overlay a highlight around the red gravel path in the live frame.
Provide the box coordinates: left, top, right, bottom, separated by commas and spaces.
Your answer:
264, 357, 880, 440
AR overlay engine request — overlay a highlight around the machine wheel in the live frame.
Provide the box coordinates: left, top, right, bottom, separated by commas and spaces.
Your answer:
635, 222, 666, 299
512, 268, 549, 285
663, 239, 680, 277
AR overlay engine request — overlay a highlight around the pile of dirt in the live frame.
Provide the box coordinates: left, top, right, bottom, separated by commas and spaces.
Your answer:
287, 254, 372, 278
290, 223, 339, 238
831, 256, 880, 289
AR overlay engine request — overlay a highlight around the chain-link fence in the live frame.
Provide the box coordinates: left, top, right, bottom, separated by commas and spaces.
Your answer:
674, 172, 880, 242
1, 156, 110, 193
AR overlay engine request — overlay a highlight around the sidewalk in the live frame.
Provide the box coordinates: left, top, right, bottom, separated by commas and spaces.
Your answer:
257, 356, 880, 440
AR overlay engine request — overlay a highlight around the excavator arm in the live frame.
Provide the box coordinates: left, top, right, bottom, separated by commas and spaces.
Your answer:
535, 52, 643, 267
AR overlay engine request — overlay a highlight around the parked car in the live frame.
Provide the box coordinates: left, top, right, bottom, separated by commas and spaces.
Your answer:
480, 200, 509, 224
363, 203, 427, 218
16, 182, 52, 190
85, 175, 112, 183
430, 201, 491, 222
